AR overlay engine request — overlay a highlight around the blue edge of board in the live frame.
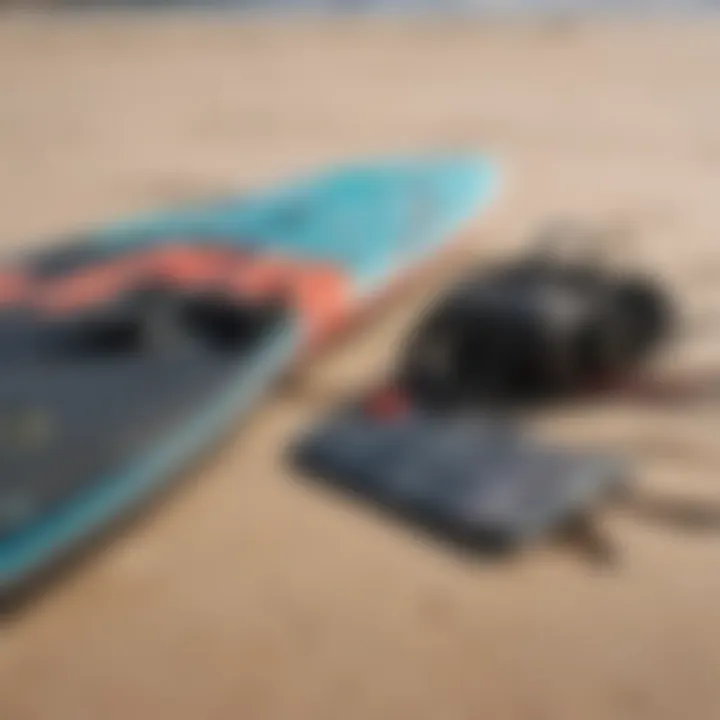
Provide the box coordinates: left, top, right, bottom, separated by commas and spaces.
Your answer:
0, 155, 501, 590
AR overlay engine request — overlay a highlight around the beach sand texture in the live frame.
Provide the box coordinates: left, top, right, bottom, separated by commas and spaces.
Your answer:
0, 15, 718, 720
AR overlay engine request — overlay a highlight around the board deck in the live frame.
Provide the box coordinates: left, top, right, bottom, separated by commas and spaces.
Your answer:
0, 155, 498, 593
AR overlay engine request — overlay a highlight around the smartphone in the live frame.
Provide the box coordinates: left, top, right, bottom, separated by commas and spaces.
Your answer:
291, 395, 626, 552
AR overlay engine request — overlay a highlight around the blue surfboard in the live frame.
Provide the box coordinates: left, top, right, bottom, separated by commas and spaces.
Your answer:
0, 155, 499, 594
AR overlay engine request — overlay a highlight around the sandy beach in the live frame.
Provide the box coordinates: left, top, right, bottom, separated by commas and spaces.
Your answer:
0, 14, 718, 719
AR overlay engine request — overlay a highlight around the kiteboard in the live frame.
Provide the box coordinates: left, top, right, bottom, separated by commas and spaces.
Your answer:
0, 155, 498, 592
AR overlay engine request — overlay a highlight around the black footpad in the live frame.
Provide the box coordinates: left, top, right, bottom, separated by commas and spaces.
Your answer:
292, 392, 626, 552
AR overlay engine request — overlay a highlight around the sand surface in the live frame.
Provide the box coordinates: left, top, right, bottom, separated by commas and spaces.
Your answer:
0, 15, 719, 720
